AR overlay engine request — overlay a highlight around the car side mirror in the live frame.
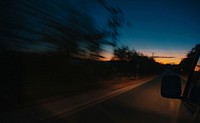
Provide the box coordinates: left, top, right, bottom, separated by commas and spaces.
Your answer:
161, 75, 182, 99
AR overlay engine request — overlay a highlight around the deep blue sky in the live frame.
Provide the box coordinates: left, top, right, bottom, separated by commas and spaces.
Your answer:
90, 0, 200, 63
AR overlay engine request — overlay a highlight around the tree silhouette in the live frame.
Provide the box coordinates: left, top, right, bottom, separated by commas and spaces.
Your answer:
112, 46, 137, 61
179, 47, 196, 73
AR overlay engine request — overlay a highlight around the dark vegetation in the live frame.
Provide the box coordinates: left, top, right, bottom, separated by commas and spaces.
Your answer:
0, 0, 162, 111
179, 46, 197, 74
0, 50, 162, 111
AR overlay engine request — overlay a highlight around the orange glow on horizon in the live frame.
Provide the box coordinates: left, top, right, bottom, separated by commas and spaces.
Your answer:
101, 49, 186, 64
154, 58, 181, 64
100, 57, 112, 61
139, 49, 185, 64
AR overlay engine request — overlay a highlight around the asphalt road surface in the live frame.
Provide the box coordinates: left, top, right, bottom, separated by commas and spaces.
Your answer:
42, 76, 181, 123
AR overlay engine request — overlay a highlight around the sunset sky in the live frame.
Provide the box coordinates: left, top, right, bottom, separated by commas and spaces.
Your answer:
1, 0, 199, 64
90, 0, 200, 64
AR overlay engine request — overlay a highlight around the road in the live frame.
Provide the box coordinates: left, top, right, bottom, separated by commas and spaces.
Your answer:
42, 76, 181, 123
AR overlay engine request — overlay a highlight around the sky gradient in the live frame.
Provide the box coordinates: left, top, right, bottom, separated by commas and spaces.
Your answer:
92, 0, 200, 64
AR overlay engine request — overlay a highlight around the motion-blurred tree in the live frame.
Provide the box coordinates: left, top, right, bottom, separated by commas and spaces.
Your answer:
0, 0, 110, 60
98, 0, 124, 47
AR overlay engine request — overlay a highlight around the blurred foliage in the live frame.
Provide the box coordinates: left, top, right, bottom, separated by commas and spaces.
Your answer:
0, 0, 119, 60
98, 0, 124, 47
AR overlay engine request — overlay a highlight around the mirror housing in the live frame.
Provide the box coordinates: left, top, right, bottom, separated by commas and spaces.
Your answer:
161, 75, 182, 99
